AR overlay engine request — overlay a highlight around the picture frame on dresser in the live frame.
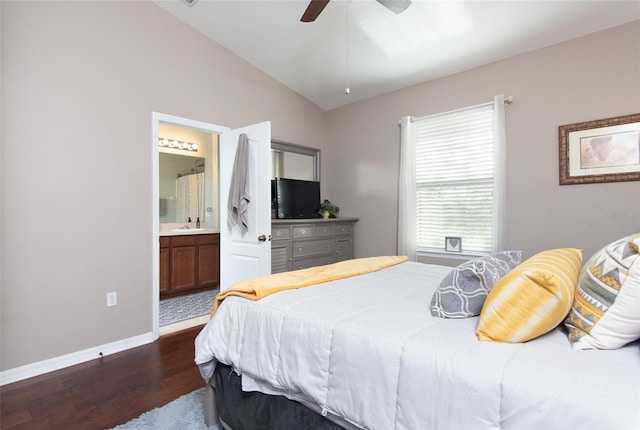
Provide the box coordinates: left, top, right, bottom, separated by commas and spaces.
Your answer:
559, 113, 640, 185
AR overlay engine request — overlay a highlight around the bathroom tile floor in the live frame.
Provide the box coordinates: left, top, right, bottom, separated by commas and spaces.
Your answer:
159, 289, 218, 326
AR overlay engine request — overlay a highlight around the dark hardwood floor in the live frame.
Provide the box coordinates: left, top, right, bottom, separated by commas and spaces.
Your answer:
0, 325, 206, 430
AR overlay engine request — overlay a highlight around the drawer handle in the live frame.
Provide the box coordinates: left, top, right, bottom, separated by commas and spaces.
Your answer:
301, 229, 306, 234
325, 243, 330, 247
277, 231, 281, 236
297, 246, 303, 251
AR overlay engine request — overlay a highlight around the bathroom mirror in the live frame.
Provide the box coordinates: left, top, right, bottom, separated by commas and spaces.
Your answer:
158, 123, 218, 226
271, 140, 320, 181
159, 153, 208, 223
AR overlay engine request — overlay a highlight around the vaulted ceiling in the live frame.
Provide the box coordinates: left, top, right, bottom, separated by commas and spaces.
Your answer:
154, 0, 640, 110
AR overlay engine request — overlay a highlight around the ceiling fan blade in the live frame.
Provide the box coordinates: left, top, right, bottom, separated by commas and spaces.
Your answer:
301, 0, 331, 22
376, 0, 411, 14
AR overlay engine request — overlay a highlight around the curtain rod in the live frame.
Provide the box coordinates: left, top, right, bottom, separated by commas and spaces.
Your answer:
401, 95, 514, 124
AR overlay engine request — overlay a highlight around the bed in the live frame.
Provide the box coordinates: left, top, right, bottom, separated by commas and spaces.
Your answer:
195, 239, 640, 430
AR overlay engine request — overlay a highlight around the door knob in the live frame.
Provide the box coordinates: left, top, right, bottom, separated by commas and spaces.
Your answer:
258, 235, 267, 242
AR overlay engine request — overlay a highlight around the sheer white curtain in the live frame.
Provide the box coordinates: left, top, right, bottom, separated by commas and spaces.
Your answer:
492, 94, 508, 252
397, 116, 416, 260
397, 95, 509, 257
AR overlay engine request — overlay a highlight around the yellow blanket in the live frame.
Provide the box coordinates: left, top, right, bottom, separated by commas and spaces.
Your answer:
210, 255, 408, 318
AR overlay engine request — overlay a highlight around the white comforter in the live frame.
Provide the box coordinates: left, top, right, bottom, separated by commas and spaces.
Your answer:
195, 261, 640, 430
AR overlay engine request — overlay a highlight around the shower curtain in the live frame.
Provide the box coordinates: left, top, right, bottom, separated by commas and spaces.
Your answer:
176, 172, 205, 223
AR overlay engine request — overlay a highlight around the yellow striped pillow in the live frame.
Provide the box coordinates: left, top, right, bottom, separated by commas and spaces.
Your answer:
477, 248, 583, 343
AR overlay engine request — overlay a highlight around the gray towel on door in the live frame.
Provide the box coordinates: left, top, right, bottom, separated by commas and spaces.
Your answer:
227, 133, 250, 234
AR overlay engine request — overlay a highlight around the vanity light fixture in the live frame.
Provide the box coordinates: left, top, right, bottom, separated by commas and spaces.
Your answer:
158, 137, 198, 152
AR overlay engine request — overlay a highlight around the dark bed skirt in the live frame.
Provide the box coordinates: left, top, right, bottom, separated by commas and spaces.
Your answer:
213, 363, 346, 430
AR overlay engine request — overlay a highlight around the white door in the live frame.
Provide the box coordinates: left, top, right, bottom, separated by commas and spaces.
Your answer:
219, 121, 272, 290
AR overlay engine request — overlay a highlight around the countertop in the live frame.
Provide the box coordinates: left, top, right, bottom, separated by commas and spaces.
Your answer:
159, 226, 220, 237
271, 217, 359, 224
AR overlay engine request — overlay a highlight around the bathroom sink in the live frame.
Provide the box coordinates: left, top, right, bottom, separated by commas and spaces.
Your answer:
172, 228, 203, 232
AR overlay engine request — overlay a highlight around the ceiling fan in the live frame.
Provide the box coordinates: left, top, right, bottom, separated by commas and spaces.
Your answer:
301, 0, 412, 22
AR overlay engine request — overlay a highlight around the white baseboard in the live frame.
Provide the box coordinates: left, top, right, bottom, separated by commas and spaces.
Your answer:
0, 331, 155, 386
159, 315, 208, 336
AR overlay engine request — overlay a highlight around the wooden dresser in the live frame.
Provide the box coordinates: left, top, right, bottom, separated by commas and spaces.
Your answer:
271, 217, 358, 274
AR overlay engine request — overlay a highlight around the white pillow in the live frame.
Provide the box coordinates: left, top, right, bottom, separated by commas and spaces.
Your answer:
564, 233, 640, 350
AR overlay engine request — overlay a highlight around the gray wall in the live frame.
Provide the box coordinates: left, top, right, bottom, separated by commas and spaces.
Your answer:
325, 20, 640, 262
1, 1, 328, 371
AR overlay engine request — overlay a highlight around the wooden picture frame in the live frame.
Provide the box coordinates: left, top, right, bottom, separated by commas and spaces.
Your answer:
559, 113, 640, 185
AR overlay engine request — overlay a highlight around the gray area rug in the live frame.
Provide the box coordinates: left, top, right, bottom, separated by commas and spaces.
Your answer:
111, 388, 220, 430
160, 289, 218, 326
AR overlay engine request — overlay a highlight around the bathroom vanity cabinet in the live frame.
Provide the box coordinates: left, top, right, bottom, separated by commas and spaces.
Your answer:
160, 233, 220, 298
271, 218, 358, 274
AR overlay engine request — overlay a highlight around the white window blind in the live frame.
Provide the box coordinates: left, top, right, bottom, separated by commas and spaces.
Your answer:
414, 103, 495, 254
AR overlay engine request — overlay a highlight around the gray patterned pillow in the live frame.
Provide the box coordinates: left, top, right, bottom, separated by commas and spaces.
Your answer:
430, 251, 522, 318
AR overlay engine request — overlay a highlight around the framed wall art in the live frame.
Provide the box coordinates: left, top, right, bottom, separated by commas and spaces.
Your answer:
559, 113, 640, 185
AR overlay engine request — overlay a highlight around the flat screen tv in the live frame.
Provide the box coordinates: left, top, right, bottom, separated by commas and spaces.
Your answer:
274, 177, 321, 219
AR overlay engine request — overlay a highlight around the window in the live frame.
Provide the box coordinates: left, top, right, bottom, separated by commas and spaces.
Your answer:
398, 96, 508, 258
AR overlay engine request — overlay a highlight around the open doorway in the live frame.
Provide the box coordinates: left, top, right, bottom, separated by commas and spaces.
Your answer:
157, 124, 219, 335
152, 113, 273, 339
152, 113, 227, 338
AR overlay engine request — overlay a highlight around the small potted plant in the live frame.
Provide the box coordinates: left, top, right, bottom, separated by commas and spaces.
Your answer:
318, 199, 339, 219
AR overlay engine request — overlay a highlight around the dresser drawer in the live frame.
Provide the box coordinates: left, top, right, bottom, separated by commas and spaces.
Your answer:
334, 223, 352, 235
293, 254, 335, 271
334, 235, 353, 262
315, 224, 335, 237
272, 226, 291, 241
271, 242, 292, 273
293, 238, 334, 258
292, 225, 315, 239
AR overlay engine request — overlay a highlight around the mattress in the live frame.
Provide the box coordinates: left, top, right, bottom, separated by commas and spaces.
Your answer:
195, 261, 640, 429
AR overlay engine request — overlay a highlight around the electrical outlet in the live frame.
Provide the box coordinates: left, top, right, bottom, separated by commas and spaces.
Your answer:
106, 291, 117, 307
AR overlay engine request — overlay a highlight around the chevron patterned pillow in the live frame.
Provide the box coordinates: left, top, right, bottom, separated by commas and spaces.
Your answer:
564, 233, 640, 350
